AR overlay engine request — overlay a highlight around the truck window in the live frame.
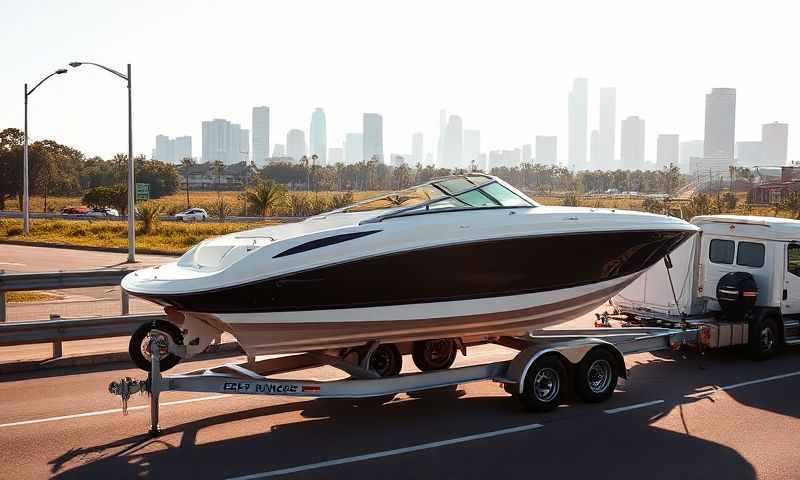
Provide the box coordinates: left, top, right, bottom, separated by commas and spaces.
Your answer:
736, 242, 765, 268
788, 244, 800, 277
709, 239, 734, 264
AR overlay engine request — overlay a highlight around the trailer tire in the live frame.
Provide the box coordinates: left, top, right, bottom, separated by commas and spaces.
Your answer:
749, 316, 780, 360
412, 339, 457, 371
129, 321, 183, 372
575, 348, 618, 403
517, 355, 566, 412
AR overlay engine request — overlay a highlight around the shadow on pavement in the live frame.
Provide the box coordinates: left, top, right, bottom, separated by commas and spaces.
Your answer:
49, 378, 758, 480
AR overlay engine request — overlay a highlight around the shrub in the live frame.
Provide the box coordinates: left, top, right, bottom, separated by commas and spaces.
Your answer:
560, 192, 579, 207
136, 203, 162, 234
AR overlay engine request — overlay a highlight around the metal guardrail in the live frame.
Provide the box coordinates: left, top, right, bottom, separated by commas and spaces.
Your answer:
0, 313, 165, 357
0, 269, 155, 358
0, 211, 304, 223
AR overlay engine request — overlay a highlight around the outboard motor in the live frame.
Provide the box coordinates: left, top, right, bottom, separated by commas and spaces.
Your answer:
716, 272, 758, 321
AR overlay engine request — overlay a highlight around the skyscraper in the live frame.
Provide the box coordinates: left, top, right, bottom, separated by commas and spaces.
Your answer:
762, 122, 789, 165
252, 106, 270, 166
522, 144, 532, 164
535, 136, 557, 165
363, 113, 383, 162
444, 115, 463, 169
309, 108, 327, 165
240, 129, 250, 163
153, 135, 173, 162
463, 130, 481, 168
202, 119, 243, 164
598, 87, 616, 170
620, 116, 645, 170
411, 132, 424, 165
344, 133, 363, 164
703, 88, 736, 161
286, 129, 307, 162
656, 134, 679, 169
568, 78, 588, 169
174, 136, 192, 162
272, 144, 285, 157
679, 140, 704, 172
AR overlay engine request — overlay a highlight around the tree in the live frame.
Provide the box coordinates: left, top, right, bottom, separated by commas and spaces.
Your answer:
136, 203, 162, 234
246, 180, 286, 217
82, 184, 128, 213
180, 157, 194, 209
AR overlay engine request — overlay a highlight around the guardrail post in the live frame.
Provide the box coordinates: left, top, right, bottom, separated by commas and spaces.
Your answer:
0, 290, 6, 323
121, 290, 130, 315
52, 340, 63, 358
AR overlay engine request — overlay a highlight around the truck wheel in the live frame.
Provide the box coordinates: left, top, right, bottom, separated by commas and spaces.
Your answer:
575, 348, 618, 403
518, 355, 566, 412
412, 339, 457, 371
368, 343, 403, 377
129, 321, 183, 372
749, 316, 780, 360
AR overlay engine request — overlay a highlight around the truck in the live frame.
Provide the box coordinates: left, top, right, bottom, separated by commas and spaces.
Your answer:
611, 214, 800, 358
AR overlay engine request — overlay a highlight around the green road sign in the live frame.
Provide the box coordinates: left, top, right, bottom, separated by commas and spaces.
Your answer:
135, 183, 150, 201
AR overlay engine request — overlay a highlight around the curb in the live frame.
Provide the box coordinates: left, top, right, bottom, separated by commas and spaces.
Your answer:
0, 342, 244, 375
0, 239, 178, 256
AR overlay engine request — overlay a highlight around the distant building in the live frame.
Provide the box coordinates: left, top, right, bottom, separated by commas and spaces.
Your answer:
412, 132, 424, 165
750, 166, 800, 204
152, 134, 191, 163
272, 144, 286, 157
437, 109, 447, 167
202, 118, 244, 164
656, 134, 679, 169
762, 122, 789, 165
328, 147, 343, 165
475, 153, 487, 171
363, 113, 383, 163
286, 129, 307, 162
620, 116, 645, 170
598, 87, 616, 170
522, 144, 532, 164
703, 88, 736, 163
252, 106, 270, 166
490, 149, 522, 168
679, 140, 704, 172
535, 136, 557, 165
178, 161, 252, 190
568, 78, 588, 169
309, 108, 327, 165
444, 115, 463, 169
240, 129, 250, 163
736, 141, 763, 166
174, 136, 192, 163
463, 129, 481, 168
344, 132, 363, 164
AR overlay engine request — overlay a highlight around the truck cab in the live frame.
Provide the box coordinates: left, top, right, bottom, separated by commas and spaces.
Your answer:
612, 214, 800, 358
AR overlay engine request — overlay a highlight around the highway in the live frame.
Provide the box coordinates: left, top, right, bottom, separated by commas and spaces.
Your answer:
1, 245, 800, 479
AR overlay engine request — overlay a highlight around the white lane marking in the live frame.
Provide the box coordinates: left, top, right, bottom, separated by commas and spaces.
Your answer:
604, 399, 664, 414
0, 394, 228, 429
684, 370, 800, 399
227, 423, 544, 480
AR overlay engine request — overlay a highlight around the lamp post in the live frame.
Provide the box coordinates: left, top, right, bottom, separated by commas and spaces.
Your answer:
69, 62, 135, 262
24, 68, 68, 235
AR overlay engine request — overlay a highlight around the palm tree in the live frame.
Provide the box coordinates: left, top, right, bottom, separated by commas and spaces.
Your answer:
137, 203, 162, 234
180, 157, 194, 209
246, 180, 286, 217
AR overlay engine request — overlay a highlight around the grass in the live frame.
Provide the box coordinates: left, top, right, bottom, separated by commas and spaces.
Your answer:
0, 218, 277, 255
7, 291, 65, 303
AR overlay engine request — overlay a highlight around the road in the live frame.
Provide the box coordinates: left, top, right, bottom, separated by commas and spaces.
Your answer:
1, 332, 799, 479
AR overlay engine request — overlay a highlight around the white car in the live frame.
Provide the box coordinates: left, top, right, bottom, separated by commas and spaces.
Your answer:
86, 207, 120, 217
175, 208, 209, 222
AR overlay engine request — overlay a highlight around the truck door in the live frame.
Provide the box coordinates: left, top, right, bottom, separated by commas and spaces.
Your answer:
781, 243, 800, 316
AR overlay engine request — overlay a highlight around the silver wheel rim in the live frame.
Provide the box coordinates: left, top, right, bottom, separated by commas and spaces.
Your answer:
760, 326, 774, 352
140, 331, 169, 362
533, 367, 560, 402
587, 359, 612, 394
370, 346, 397, 377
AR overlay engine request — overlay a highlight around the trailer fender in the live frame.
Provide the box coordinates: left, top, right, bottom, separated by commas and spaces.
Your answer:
509, 339, 627, 395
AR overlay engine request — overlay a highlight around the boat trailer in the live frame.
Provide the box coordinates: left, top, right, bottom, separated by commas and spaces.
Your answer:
109, 327, 697, 436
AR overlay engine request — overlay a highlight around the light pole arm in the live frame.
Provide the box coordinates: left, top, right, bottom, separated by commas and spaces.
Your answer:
27, 72, 60, 97
72, 62, 128, 81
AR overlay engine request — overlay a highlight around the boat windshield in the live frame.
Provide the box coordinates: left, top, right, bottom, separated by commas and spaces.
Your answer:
337, 174, 535, 218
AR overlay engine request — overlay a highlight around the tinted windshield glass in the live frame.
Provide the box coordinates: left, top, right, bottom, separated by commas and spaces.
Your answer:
480, 182, 531, 206
343, 185, 445, 213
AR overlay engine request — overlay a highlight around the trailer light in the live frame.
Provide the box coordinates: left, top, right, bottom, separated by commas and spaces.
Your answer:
742, 291, 758, 297
302, 385, 321, 392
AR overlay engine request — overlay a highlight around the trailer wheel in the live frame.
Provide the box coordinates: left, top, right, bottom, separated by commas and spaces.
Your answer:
412, 339, 457, 371
749, 316, 780, 360
518, 355, 566, 412
367, 343, 403, 377
575, 348, 618, 403
129, 321, 183, 372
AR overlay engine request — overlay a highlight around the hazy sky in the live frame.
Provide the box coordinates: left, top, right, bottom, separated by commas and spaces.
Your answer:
1, 0, 797, 164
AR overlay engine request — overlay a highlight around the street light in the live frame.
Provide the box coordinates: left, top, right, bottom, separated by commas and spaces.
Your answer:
23, 68, 68, 235
69, 61, 135, 263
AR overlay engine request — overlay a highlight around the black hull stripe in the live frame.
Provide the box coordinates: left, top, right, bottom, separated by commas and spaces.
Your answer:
130, 229, 694, 314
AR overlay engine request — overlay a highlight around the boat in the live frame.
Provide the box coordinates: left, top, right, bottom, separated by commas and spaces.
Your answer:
121, 173, 698, 372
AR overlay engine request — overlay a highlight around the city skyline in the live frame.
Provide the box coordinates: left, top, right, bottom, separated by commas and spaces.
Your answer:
5, 1, 797, 165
